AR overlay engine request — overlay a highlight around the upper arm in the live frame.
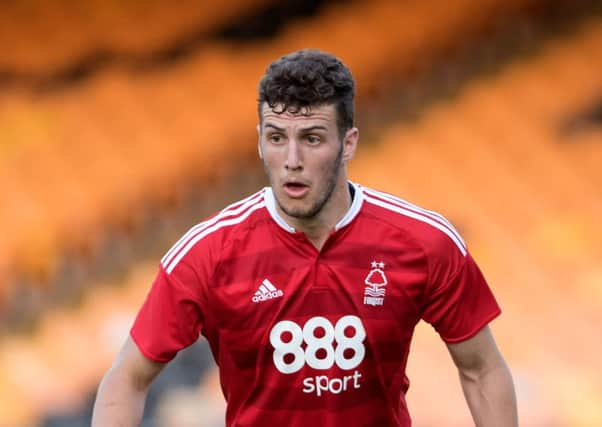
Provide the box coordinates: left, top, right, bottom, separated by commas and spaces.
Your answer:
446, 325, 504, 376
131, 264, 205, 363
110, 336, 166, 390
421, 232, 501, 344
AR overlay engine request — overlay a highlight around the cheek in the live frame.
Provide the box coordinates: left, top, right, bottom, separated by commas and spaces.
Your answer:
260, 152, 282, 174
317, 150, 342, 172
261, 152, 277, 166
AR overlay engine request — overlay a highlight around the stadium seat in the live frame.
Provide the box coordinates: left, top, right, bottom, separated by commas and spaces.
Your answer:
0, 0, 272, 74
1, 4, 600, 427
350, 19, 602, 426
0, 0, 549, 307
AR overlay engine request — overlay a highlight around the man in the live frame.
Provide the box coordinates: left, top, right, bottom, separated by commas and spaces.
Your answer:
92, 49, 518, 426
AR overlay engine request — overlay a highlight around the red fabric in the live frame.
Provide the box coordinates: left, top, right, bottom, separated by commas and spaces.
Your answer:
131, 266, 204, 363
130, 185, 501, 426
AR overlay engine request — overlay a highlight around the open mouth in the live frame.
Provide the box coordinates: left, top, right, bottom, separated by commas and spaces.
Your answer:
283, 181, 310, 198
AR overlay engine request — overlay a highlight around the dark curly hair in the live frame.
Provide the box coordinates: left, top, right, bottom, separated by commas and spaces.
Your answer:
258, 49, 355, 138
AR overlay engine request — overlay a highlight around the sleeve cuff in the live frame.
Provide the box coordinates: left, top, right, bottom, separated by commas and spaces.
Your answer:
440, 307, 502, 344
130, 330, 174, 363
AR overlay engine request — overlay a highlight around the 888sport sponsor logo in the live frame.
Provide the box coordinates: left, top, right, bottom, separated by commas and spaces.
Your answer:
269, 315, 366, 397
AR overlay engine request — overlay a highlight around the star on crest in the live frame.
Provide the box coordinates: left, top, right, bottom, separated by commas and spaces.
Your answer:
371, 260, 386, 270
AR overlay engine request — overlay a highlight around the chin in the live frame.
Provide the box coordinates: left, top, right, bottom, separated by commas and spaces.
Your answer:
280, 202, 307, 218
284, 208, 314, 219
280, 200, 322, 220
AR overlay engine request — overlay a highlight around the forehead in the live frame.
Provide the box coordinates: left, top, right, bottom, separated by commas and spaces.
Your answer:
260, 103, 337, 129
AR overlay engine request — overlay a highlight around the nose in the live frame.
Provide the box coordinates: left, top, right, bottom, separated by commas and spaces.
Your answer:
285, 139, 303, 171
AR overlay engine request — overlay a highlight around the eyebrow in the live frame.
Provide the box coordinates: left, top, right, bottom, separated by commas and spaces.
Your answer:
298, 125, 328, 133
263, 123, 328, 133
264, 123, 286, 132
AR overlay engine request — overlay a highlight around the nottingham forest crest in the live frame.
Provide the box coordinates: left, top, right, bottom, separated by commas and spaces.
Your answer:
363, 261, 388, 306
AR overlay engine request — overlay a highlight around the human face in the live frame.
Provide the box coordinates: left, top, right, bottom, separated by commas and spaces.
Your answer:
258, 103, 358, 222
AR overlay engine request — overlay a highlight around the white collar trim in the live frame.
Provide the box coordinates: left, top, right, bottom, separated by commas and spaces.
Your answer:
264, 187, 296, 232
263, 181, 363, 233
335, 181, 363, 231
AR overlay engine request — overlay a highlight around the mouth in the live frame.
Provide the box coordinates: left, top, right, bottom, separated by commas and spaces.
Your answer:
283, 181, 310, 198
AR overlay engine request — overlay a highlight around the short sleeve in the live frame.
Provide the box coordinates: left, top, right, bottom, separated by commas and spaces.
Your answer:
421, 247, 501, 343
131, 263, 205, 363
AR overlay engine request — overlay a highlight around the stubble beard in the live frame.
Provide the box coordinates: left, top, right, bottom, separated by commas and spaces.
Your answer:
266, 144, 344, 220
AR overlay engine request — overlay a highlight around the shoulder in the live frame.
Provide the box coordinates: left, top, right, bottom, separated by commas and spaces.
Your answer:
358, 185, 467, 260
160, 189, 268, 275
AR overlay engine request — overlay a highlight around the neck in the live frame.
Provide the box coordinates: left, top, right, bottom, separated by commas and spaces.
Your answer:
280, 177, 352, 250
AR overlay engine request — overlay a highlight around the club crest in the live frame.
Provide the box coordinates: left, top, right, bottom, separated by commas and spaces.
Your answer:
364, 261, 387, 306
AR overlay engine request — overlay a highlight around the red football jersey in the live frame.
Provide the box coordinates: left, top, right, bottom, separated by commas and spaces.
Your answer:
131, 182, 501, 426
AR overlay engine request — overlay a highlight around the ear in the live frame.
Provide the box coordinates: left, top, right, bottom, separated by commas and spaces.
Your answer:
342, 127, 359, 162
257, 124, 263, 159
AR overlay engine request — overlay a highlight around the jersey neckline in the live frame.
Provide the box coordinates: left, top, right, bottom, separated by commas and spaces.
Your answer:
264, 181, 364, 234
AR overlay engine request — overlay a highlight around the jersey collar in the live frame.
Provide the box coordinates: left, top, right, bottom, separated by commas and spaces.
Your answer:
264, 181, 364, 233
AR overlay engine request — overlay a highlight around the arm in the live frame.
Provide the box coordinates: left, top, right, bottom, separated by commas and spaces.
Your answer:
446, 326, 518, 427
91, 336, 166, 427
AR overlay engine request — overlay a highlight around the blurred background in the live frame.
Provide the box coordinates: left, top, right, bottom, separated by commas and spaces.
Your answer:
0, 0, 601, 426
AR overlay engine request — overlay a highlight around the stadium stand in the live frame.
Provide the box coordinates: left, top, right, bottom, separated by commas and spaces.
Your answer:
0, 262, 155, 427
1, 1, 601, 426
0, 0, 554, 325
0, 0, 273, 75
0, 9, 600, 427
350, 18, 602, 427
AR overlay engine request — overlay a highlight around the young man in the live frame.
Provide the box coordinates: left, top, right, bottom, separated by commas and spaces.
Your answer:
92, 50, 518, 426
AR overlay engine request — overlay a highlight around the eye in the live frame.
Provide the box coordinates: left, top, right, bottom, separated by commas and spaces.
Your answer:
306, 135, 321, 145
268, 133, 285, 144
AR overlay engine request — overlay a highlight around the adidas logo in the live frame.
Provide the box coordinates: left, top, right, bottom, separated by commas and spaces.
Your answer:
252, 279, 284, 303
